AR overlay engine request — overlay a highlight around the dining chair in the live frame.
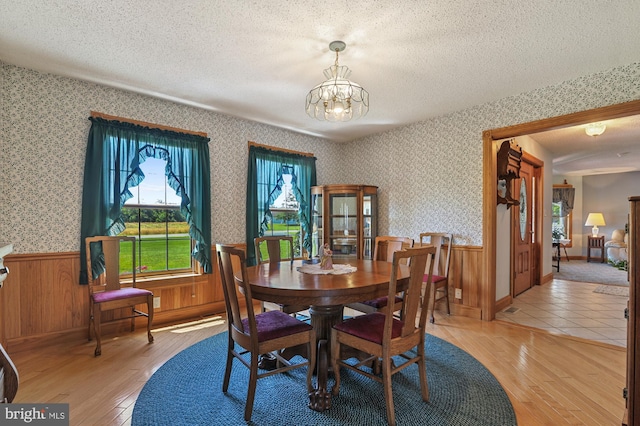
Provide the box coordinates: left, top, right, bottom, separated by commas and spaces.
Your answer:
85, 236, 154, 356
254, 236, 309, 317
330, 246, 436, 426
419, 232, 453, 324
216, 244, 317, 421
0, 344, 18, 403
346, 236, 414, 315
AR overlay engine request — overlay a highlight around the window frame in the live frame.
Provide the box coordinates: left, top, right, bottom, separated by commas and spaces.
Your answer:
120, 203, 197, 277
245, 143, 317, 266
552, 184, 573, 247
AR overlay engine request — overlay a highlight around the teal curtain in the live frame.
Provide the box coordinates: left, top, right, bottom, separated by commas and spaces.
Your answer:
80, 117, 211, 283
246, 145, 317, 266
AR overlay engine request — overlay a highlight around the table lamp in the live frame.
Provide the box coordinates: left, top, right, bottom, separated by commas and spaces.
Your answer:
585, 213, 605, 237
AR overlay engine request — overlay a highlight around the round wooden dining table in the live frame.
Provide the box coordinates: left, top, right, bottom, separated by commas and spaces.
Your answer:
237, 258, 410, 412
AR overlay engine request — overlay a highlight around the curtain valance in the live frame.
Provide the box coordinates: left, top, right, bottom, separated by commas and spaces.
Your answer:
552, 187, 575, 217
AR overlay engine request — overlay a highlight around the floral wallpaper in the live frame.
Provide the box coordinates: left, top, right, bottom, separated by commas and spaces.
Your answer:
1, 61, 639, 254
0, 63, 338, 253
338, 62, 640, 245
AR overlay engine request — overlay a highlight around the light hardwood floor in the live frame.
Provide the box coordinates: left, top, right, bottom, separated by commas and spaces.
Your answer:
10, 309, 626, 425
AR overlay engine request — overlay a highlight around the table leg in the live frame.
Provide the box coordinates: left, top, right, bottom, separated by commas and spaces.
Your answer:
307, 305, 343, 412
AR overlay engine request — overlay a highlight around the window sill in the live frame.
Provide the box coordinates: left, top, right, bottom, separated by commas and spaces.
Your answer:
125, 272, 208, 290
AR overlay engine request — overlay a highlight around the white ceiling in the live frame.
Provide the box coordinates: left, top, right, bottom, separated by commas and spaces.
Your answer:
1, 1, 640, 175
529, 116, 640, 177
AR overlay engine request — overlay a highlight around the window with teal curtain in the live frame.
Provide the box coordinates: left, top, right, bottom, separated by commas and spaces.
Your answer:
80, 117, 212, 284
246, 145, 317, 266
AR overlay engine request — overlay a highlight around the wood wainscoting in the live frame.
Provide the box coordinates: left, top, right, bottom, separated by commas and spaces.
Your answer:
448, 245, 483, 319
0, 243, 484, 352
0, 249, 228, 352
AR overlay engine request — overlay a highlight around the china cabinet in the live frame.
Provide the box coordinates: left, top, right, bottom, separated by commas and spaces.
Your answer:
311, 185, 377, 260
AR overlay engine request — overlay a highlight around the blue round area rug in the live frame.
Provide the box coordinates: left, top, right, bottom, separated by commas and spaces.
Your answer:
132, 332, 516, 425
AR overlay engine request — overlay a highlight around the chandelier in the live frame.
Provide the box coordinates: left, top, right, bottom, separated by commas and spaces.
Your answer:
305, 41, 369, 122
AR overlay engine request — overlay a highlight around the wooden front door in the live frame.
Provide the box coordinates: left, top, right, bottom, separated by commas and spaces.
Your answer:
513, 159, 535, 296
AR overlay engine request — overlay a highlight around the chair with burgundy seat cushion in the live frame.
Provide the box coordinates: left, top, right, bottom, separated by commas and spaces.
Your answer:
346, 236, 414, 315
216, 244, 316, 421
419, 233, 453, 324
331, 246, 436, 426
85, 236, 154, 356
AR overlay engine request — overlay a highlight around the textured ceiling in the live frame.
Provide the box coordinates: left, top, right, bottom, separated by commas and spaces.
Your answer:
1, 1, 640, 174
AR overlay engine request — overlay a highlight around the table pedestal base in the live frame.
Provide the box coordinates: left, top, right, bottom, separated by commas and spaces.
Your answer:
307, 305, 343, 412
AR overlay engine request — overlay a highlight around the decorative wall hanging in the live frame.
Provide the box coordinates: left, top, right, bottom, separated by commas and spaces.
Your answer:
496, 139, 522, 208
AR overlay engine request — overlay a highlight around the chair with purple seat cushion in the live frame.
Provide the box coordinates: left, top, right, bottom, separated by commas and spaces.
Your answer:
85, 236, 154, 356
216, 244, 316, 421
419, 233, 453, 323
346, 236, 414, 315
331, 246, 436, 426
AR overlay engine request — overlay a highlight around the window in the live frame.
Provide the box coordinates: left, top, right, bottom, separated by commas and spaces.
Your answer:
552, 184, 574, 246
246, 143, 317, 266
80, 116, 211, 284
121, 158, 192, 274
262, 174, 303, 257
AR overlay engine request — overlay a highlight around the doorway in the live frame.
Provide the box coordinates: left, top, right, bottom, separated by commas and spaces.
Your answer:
482, 99, 640, 321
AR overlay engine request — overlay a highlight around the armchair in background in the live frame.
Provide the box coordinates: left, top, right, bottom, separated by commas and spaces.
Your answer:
605, 229, 628, 264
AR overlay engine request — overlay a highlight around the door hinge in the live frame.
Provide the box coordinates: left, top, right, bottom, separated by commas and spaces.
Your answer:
625, 307, 629, 319
623, 387, 628, 400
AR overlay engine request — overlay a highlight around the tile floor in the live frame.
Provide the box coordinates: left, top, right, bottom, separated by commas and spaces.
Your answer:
495, 279, 628, 347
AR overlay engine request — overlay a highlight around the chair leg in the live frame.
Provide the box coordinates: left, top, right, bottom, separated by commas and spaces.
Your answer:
93, 309, 102, 357
130, 307, 136, 332
146, 296, 154, 344
443, 283, 451, 315
382, 355, 396, 426
222, 336, 234, 392
244, 352, 259, 421
88, 313, 93, 342
428, 282, 437, 324
418, 341, 429, 402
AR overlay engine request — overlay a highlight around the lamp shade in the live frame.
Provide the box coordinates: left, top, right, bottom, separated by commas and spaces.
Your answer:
585, 212, 605, 236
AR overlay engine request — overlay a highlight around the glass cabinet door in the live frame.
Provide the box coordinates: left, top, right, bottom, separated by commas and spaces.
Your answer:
311, 191, 323, 258
329, 192, 358, 259
362, 192, 376, 259
310, 185, 377, 260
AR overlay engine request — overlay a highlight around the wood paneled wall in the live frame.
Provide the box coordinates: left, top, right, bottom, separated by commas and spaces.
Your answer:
0, 250, 225, 352
0, 244, 483, 352
449, 245, 483, 319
